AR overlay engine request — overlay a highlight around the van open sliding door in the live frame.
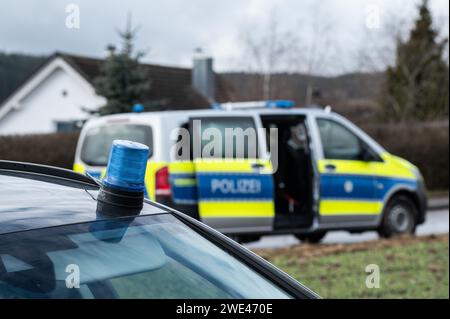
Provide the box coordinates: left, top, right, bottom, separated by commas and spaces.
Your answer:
189, 115, 275, 234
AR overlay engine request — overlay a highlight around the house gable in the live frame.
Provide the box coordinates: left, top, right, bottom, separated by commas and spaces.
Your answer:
0, 56, 106, 135
0, 56, 104, 119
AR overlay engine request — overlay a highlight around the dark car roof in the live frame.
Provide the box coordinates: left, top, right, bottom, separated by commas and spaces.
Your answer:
0, 161, 168, 235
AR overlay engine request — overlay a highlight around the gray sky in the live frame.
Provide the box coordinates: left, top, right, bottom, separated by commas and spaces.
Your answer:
0, 0, 448, 74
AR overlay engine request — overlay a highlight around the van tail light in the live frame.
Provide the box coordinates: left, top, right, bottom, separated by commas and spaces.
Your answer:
155, 166, 171, 196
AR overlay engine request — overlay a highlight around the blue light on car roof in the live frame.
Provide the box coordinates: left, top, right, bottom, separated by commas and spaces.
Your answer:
102, 140, 149, 192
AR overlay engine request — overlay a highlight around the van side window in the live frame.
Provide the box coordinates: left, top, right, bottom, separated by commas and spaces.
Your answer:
81, 125, 152, 166
317, 119, 362, 160
192, 117, 259, 159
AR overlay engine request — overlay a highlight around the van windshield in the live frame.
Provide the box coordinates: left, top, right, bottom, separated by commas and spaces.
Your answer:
81, 125, 153, 166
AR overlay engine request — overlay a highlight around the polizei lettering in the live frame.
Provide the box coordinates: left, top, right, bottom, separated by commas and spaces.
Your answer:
211, 178, 261, 195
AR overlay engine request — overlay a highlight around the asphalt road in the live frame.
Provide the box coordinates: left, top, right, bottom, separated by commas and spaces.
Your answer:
245, 208, 449, 249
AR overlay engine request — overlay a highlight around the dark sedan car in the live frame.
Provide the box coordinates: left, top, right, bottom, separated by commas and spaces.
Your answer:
0, 160, 317, 299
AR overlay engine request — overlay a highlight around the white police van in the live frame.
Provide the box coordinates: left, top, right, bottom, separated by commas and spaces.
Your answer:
74, 101, 427, 243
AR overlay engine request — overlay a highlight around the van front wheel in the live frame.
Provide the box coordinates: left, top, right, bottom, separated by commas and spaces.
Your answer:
378, 195, 417, 238
295, 232, 327, 244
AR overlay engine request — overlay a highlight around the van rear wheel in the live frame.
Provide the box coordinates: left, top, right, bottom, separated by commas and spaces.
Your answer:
378, 195, 417, 238
295, 232, 326, 244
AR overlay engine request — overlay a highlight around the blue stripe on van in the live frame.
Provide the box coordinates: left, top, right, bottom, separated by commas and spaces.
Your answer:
170, 173, 198, 203
171, 185, 198, 203
320, 174, 374, 200
320, 174, 417, 201
374, 176, 417, 200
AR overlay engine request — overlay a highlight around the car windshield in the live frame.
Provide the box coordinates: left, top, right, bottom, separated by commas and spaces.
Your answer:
0, 214, 291, 299
81, 124, 153, 166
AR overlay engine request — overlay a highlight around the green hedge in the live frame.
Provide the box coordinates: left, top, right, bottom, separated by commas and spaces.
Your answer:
0, 121, 448, 190
362, 121, 449, 190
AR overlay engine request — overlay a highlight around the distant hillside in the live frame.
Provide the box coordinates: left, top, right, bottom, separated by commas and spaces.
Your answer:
0, 53, 46, 103
221, 72, 386, 124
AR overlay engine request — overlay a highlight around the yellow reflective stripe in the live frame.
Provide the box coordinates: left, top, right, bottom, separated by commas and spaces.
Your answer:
194, 159, 272, 174
100, 168, 106, 179
173, 178, 196, 187
317, 153, 415, 179
199, 201, 275, 218
169, 161, 195, 174
320, 200, 383, 215
145, 161, 168, 200
73, 163, 86, 174
318, 160, 372, 175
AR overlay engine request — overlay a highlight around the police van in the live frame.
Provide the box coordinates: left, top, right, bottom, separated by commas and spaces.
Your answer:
73, 101, 427, 243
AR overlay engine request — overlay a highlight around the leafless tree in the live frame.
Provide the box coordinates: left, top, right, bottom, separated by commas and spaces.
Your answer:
290, 0, 340, 104
239, 1, 340, 104
241, 10, 296, 100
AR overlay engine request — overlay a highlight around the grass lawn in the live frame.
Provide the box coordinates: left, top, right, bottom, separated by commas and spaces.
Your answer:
253, 234, 449, 299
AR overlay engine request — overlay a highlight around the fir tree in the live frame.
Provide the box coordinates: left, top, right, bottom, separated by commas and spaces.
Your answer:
94, 18, 150, 115
381, 0, 449, 121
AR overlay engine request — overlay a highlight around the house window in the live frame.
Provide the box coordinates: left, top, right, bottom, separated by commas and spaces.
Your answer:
55, 120, 83, 133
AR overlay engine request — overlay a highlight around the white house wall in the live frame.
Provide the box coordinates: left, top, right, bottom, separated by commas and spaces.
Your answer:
0, 66, 105, 135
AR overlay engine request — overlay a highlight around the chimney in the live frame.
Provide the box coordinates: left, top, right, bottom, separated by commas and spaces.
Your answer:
192, 49, 215, 103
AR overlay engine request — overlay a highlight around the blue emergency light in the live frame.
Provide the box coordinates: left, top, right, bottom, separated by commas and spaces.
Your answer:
132, 103, 144, 113
213, 100, 295, 110
97, 140, 149, 215
265, 100, 295, 108
103, 140, 149, 192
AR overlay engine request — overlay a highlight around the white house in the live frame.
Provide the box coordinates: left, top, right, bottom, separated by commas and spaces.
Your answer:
0, 55, 105, 135
0, 52, 231, 136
